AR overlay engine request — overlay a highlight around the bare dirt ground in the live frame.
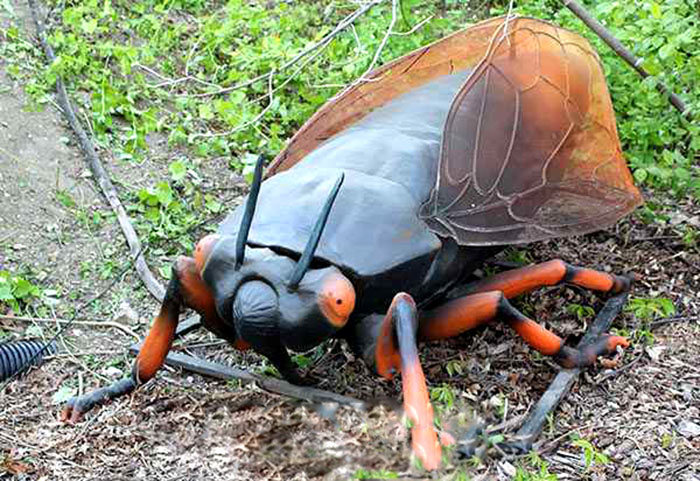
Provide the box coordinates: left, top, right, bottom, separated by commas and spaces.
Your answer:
1, 8, 699, 481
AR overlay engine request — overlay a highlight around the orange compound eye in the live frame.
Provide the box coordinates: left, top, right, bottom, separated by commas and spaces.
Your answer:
194, 234, 220, 273
318, 272, 355, 328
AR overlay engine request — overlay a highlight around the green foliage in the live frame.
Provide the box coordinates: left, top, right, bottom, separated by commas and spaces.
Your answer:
257, 361, 280, 378
0, 270, 42, 314
546, 412, 556, 435
1, 0, 482, 264
625, 296, 676, 321
566, 303, 596, 322
52, 383, 78, 405
681, 226, 698, 247
661, 432, 675, 449
354, 468, 398, 480
487, 433, 504, 447
430, 383, 457, 411
504, 247, 533, 266
55, 190, 77, 209
514, 464, 558, 481
451, 469, 471, 481
127, 161, 215, 256
571, 436, 609, 470
445, 358, 466, 377
514, 452, 559, 481
620, 296, 674, 345
291, 345, 325, 369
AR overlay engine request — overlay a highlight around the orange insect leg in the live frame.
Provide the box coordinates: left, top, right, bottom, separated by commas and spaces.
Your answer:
376, 293, 442, 470
419, 291, 501, 341
468, 259, 628, 299
136, 282, 181, 382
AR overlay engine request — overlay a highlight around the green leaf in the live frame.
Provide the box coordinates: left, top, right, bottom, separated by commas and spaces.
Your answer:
56, 190, 77, 209
657, 298, 676, 316
292, 354, 312, 368
155, 182, 173, 206
158, 265, 173, 280
658, 43, 676, 60
0, 283, 12, 301
205, 195, 222, 214
488, 434, 505, 446
82, 18, 98, 34
12, 278, 37, 299
633, 168, 648, 184
241, 153, 260, 184
650, 3, 661, 19
198, 103, 214, 120
169, 160, 187, 182
25, 324, 44, 337
145, 207, 160, 222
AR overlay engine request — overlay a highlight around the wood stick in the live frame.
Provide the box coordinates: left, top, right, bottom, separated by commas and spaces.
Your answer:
174, 315, 203, 337
46, 350, 124, 359
129, 342, 367, 409
27, 0, 166, 301
1, 314, 140, 341
560, 0, 690, 118
492, 292, 629, 455
650, 316, 697, 328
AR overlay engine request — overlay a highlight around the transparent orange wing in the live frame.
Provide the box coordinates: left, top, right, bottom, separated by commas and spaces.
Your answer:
419, 17, 643, 245
267, 16, 508, 176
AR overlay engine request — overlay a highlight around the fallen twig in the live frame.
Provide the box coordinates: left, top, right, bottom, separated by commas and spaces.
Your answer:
27, 0, 165, 302
135, 63, 220, 90
0, 429, 39, 451
0, 314, 140, 341
129, 342, 367, 410
492, 292, 629, 455
1, 248, 151, 393
46, 350, 124, 359
560, 0, 691, 118
650, 316, 698, 328
629, 235, 681, 243
177, 340, 228, 350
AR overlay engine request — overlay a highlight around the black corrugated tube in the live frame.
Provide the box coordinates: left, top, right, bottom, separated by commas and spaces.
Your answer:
0, 339, 57, 382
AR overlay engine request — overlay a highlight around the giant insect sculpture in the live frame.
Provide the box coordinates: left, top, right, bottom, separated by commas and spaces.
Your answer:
61, 17, 643, 470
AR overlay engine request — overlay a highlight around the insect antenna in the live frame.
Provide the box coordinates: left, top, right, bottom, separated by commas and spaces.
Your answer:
235, 154, 265, 269
288, 173, 345, 289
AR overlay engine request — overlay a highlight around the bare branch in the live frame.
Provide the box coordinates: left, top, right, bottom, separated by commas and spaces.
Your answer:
357, 0, 398, 81
1, 314, 141, 341
391, 14, 434, 37
500, 0, 516, 46
560, 0, 690, 118
27, 0, 166, 301
190, 68, 276, 140
188, 0, 382, 99
134, 63, 220, 90
129, 343, 367, 409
